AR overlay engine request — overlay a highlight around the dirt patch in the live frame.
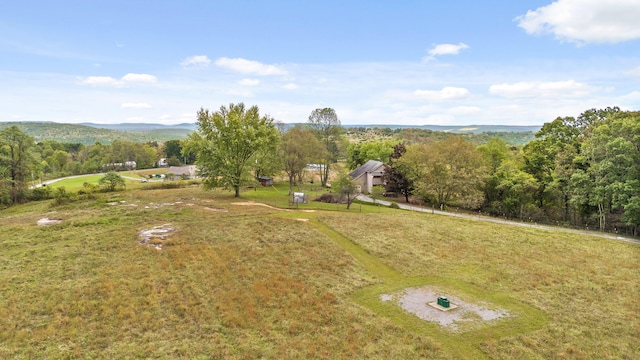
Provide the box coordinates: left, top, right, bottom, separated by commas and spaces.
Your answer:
231, 201, 316, 212
232, 201, 284, 210
144, 202, 183, 209
380, 286, 510, 331
204, 207, 228, 212
37, 218, 62, 226
139, 224, 174, 250
295, 218, 310, 222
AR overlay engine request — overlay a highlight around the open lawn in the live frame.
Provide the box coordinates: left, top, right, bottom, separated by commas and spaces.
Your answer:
44, 169, 168, 192
0, 185, 638, 358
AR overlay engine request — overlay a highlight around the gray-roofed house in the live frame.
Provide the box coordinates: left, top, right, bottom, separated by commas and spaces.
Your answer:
167, 165, 197, 180
348, 160, 385, 194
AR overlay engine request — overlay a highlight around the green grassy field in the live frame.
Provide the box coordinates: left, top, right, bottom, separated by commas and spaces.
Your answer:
0, 184, 638, 358
44, 170, 167, 192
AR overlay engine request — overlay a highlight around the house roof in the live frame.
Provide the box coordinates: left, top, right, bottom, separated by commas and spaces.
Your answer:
167, 165, 196, 176
348, 160, 384, 180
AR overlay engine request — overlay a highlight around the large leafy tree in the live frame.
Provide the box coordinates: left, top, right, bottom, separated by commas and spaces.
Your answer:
522, 114, 591, 219
383, 143, 413, 203
477, 137, 512, 208
492, 160, 538, 220
346, 140, 396, 170
280, 125, 324, 195
0, 126, 37, 204
397, 137, 485, 209
571, 110, 640, 232
185, 103, 279, 197
307, 108, 343, 187
163, 140, 183, 160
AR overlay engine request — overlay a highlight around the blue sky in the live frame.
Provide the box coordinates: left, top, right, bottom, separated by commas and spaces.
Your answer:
1, 0, 639, 126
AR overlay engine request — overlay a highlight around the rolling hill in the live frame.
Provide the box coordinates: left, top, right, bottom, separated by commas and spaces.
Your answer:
0, 122, 194, 144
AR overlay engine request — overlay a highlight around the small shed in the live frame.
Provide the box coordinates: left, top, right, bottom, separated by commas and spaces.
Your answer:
258, 176, 274, 186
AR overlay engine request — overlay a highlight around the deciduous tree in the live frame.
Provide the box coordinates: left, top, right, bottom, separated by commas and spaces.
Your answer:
346, 140, 396, 170
99, 171, 126, 192
308, 108, 343, 187
280, 125, 324, 194
0, 126, 37, 204
334, 170, 358, 209
383, 143, 413, 203
185, 103, 279, 197
397, 137, 484, 209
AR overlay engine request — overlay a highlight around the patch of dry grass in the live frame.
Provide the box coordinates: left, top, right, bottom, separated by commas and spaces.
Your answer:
0, 187, 447, 359
319, 211, 640, 359
2, 185, 638, 358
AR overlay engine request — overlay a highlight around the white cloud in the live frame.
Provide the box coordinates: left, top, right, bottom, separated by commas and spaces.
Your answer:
180, 55, 211, 67
80, 73, 157, 87
121, 73, 157, 83
626, 66, 640, 77
414, 87, 471, 101
424, 43, 469, 61
620, 91, 640, 102
489, 80, 598, 98
81, 76, 122, 87
239, 78, 260, 86
215, 57, 287, 76
449, 106, 481, 115
121, 102, 152, 109
516, 0, 640, 44
282, 83, 298, 90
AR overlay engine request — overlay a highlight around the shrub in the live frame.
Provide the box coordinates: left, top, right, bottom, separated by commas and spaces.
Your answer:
141, 180, 200, 190
52, 186, 75, 206
316, 193, 338, 203
99, 172, 126, 192
78, 182, 99, 199
389, 201, 400, 209
28, 186, 52, 201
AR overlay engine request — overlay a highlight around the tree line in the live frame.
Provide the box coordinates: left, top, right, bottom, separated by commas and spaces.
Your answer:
382, 107, 640, 236
0, 125, 193, 207
4, 104, 639, 237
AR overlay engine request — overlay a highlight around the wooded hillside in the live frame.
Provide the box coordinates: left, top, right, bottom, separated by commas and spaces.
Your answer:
0, 122, 193, 145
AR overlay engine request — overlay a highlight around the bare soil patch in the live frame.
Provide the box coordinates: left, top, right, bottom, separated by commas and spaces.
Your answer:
204, 206, 228, 212
380, 286, 510, 331
139, 224, 174, 250
37, 218, 63, 226
231, 201, 316, 212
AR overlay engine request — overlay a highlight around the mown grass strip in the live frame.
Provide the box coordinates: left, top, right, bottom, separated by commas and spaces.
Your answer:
301, 214, 549, 359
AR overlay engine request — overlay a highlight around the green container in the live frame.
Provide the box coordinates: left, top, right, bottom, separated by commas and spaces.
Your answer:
437, 296, 450, 308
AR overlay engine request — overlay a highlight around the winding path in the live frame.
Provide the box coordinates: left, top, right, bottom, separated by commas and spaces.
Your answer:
34, 172, 164, 188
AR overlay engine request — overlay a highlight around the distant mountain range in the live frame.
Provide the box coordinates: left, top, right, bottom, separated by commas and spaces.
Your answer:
0, 121, 541, 145
343, 124, 541, 134
0, 122, 196, 145
79, 122, 198, 132
80, 122, 541, 134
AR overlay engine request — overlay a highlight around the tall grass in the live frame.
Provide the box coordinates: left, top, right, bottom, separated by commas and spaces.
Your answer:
1, 185, 638, 358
